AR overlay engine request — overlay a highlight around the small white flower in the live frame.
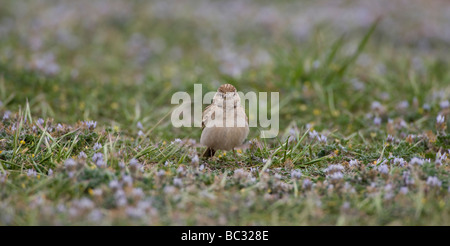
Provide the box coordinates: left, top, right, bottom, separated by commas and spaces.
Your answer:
349, 159, 358, 167
309, 130, 319, 139
436, 114, 445, 124
317, 134, 327, 143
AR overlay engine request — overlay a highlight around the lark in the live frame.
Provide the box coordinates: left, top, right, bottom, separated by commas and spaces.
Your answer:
201, 84, 249, 158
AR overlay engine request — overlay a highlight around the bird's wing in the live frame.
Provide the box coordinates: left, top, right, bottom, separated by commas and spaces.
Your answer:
202, 104, 214, 129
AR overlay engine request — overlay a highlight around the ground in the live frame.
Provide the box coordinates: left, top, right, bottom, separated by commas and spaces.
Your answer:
0, 0, 449, 225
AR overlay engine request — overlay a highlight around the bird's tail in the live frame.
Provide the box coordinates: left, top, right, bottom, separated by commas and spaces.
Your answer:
202, 147, 216, 158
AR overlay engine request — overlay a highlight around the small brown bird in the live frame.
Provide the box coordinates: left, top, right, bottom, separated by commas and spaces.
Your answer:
200, 84, 249, 158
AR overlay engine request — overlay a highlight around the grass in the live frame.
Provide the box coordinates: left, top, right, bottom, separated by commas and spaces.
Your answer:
0, 0, 449, 225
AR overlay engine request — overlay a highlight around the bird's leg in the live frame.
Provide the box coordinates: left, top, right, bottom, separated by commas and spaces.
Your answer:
233, 148, 237, 161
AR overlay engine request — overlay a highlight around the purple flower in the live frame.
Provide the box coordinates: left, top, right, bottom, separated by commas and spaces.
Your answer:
377, 164, 389, 175
93, 143, 102, 151
324, 164, 344, 174
399, 186, 408, 194
440, 100, 449, 109
78, 151, 87, 159
37, 118, 45, 126
84, 121, 97, 130
27, 169, 37, 177
410, 157, 424, 166
426, 176, 442, 187
291, 169, 302, 179
373, 117, 381, 126
173, 178, 183, 187
137, 122, 143, 129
